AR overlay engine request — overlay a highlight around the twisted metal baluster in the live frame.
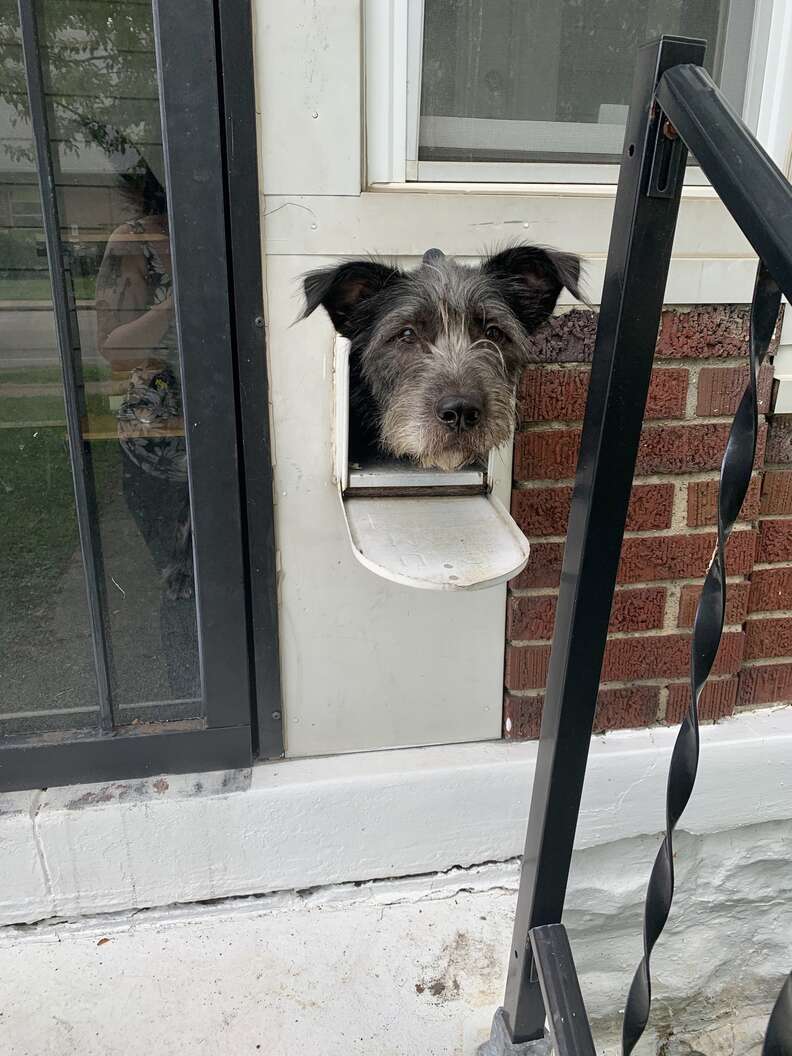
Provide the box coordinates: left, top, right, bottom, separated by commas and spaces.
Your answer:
621, 263, 782, 1056
764, 973, 792, 1056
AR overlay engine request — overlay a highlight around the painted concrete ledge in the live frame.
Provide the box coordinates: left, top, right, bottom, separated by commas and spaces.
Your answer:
2, 706, 791, 926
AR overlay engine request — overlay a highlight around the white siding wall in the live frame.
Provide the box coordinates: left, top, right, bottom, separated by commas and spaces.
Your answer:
252, 0, 775, 757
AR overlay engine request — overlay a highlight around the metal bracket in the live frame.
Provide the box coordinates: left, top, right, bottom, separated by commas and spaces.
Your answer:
478, 1009, 552, 1056
647, 108, 687, 198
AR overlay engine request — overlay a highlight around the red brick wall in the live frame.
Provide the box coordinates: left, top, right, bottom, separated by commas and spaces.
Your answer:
504, 305, 792, 741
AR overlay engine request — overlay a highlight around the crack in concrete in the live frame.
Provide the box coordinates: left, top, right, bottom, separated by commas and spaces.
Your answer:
0, 857, 522, 938
29, 790, 55, 915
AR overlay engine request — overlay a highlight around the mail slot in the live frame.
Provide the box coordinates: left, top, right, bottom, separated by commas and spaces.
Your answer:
333, 335, 530, 590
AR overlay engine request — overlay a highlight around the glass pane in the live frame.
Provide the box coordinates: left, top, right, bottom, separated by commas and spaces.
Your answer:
42, 0, 201, 721
1, 0, 202, 731
419, 0, 751, 164
0, 0, 100, 736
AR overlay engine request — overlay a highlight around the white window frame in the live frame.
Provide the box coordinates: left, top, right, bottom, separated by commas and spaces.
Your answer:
365, 0, 792, 187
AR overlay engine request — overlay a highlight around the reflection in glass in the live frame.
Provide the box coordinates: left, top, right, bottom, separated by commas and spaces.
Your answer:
0, 0, 99, 735
0, 0, 201, 735
420, 0, 747, 164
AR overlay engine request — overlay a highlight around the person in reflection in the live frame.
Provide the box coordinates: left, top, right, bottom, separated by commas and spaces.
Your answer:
95, 164, 199, 701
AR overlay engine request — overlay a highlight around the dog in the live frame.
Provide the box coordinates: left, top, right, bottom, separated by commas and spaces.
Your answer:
303, 245, 583, 471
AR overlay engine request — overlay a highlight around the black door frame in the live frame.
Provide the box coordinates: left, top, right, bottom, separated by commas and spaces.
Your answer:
215, 0, 283, 759
1, 0, 281, 792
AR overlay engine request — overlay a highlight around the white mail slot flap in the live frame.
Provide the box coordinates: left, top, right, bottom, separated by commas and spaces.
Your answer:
341, 494, 530, 591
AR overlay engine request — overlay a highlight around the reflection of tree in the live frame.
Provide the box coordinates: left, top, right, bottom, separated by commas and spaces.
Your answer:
0, 0, 160, 174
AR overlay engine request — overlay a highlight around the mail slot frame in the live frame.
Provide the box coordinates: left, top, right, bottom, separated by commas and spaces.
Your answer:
332, 335, 531, 591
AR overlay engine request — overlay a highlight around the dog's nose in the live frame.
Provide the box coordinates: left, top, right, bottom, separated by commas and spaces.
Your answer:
435, 395, 482, 432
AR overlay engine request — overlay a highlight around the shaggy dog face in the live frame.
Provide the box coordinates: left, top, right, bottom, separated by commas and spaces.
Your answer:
304, 246, 583, 470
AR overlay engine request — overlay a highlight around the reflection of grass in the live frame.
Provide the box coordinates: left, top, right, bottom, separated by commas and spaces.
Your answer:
0, 372, 119, 658
0, 275, 97, 301
0, 364, 109, 385
3, 391, 69, 424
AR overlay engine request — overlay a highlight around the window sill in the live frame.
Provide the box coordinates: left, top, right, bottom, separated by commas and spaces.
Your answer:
367, 180, 723, 199
2, 706, 791, 927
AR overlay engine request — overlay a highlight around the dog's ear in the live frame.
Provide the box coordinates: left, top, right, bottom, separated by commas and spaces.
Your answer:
302, 261, 401, 336
483, 245, 585, 333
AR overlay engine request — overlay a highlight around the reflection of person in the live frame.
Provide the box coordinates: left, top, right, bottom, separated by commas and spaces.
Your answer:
95, 166, 199, 700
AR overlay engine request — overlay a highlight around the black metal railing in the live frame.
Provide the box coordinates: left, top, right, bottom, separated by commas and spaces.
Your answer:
485, 34, 792, 1056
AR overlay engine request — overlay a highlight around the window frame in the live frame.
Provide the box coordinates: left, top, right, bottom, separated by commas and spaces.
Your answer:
0, 0, 282, 792
366, 0, 789, 187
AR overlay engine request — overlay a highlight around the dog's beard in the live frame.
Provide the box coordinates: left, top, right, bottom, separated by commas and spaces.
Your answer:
379, 383, 515, 471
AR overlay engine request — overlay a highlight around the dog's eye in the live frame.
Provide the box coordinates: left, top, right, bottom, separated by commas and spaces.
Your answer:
485, 325, 504, 342
399, 327, 417, 341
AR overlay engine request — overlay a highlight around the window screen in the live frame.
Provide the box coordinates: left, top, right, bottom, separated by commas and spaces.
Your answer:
419, 0, 755, 165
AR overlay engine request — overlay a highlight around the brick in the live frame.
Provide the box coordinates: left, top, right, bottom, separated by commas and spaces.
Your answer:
504, 685, 660, 741
745, 616, 792, 660
515, 420, 767, 483
503, 694, 543, 739
696, 363, 773, 416
514, 429, 581, 480
508, 595, 556, 640
761, 470, 792, 515
656, 305, 751, 359
738, 662, 792, 707
645, 369, 691, 420
664, 677, 738, 724
592, 686, 660, 732
518, 367, 687, 422
524, 305, 783, 366
510, 542, 564, 589
678, 581, 750, 628
757, 519, 792, 564
686, 475, 761, 527
623, 483, 676, 532
608, 587, 667, 633
637, 422, 766, 475
511, 529, 756, 590
617, 529, 756, 583
766, 416, 792, 465
749, 567, 792, 613
601, 631, 744, 682
508, 586, 666, 640
518, 369, 590, 422
512, 482, 673, 537
511, 487, 573, 537
524, 308, 597, 364
504, 644, 551, 690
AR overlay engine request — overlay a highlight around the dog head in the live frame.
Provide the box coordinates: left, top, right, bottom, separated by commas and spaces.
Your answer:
303, 245, 583, 471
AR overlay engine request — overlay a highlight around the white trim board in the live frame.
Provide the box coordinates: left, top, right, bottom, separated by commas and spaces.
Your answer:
261, 190, 755, 263
2, 707, 791, 926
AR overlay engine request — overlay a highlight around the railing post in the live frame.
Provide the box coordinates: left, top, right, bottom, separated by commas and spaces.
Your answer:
488, 35, 706, 1050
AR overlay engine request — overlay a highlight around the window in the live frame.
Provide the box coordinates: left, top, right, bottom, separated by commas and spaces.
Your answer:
366, 0, 781, 184
0, 0, 279, 790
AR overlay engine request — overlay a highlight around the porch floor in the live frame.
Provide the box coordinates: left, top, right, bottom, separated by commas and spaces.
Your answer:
2, 850, 776, 1056
1, 863, 520, 1056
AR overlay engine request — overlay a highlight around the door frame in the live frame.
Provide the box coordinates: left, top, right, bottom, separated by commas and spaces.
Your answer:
215, 0, 283, 759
